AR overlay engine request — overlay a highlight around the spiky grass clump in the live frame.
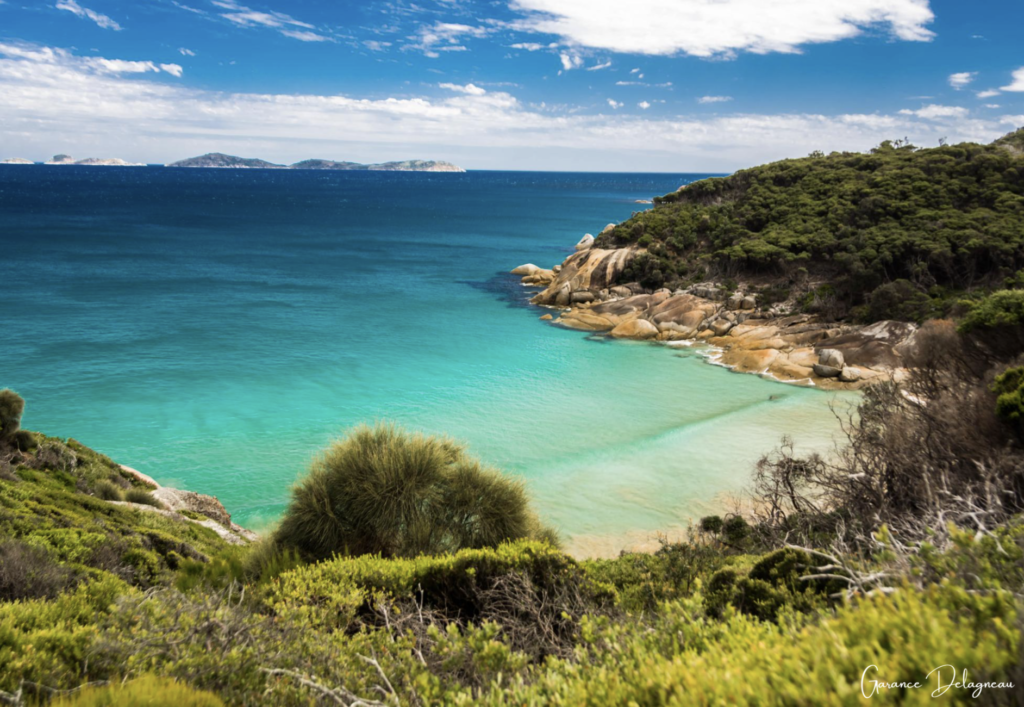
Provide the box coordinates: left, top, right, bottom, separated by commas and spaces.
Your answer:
125, 488, 163, 507
94, 479, 125, 502
275, 423, 556, 559
0, 389, 24, 441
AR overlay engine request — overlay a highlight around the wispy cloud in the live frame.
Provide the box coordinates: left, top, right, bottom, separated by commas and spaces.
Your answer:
405, 22, 490, 58
698, 95, 732, 104
638, 101, 651, 109
55, 0, 122, 31
179, 48, 196, 57
899, 104, 969, 119
507, 0, 935, 58
586, 60, 612, 71
606, 98, 623, 109
948, 71, 976, 90
977, 89, 1001, 99
209, 0, 330, 42
439, 82, 487, 96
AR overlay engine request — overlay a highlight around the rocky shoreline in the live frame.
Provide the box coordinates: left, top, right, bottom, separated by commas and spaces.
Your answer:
118, 463, 257, 545
514, 233, 920, 390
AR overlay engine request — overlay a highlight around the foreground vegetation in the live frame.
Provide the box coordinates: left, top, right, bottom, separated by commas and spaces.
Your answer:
1, 375, 1023, 705
598, 128, 1024, 323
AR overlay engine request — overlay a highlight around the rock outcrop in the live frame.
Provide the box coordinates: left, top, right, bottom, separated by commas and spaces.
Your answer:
512, 240, 918, 389
118, 465, 256, 543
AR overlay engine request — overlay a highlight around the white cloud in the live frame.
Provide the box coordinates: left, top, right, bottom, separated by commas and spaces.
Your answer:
1002, 67, 1024, 92
985, 104, 1001, 109
638, 101, 651, 109
586, 60, 612, 71
179, 48, 196, 57
363, 40, 391, 51
898, 104, 969, 119
508, 0, 934, 57
55, 0, 122, 31
0, 42, 1013, 172
948, 71, 975, 90
559, 52, 583, 70
630, 68, 640, 73
439, 82, 487, 96
159, 63, 184, 77
406, 22, 490, 57
607, 98, 623, 109
510, 42, 545, 50
977, 89, 1001, 99
209, 0, 331, 42
698, 95, 732, 104
281, 29, 332, 42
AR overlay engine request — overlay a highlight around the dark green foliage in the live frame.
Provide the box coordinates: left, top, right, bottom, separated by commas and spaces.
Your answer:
865, 279, 933, 323
699, 515, 724, 534
722, 515, 751, 546
0, 539, 79, 601
959, 289, 1024, 333
125, 488, 163, 507
94, 479, 125, 501
598, 132, 1024, 321
275, 423, 554, 560
993, 366, 1024, 436
0, 389, 24, 440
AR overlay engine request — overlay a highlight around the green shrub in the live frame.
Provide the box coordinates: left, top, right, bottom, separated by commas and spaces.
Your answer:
0, 539, 79, 601
993, 366, 1024, 436
94, 479, 125, 502
959, 289, 1024, 333
865, 279, 932, 322
275, 423, 554, 560
125, 488, 162, 507
0, 388, 24, 440
51, 675, 225, 706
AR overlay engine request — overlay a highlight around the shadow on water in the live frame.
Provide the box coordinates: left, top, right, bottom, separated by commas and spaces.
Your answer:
459, 272, 544, 310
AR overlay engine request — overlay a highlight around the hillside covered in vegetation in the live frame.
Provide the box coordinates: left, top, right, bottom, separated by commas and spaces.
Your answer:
598, 128, 1024, 323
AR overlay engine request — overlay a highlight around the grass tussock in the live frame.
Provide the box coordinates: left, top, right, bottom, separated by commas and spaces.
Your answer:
275, 422, 557, 560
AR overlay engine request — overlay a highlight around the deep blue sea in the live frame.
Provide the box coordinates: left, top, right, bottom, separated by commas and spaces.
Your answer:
0, 166, 852, 555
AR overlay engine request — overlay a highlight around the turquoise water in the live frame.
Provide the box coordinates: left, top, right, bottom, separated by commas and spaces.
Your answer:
0, 166, 853, 555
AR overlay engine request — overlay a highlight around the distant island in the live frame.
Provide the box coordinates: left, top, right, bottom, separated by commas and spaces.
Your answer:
168, 153, 465, 172
1, 152, 465, 171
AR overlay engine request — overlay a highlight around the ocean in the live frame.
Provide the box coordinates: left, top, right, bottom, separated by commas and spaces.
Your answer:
0, 165, 854, 556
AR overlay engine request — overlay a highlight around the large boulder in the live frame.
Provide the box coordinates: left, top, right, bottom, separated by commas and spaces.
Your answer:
741, 295, 757, 310
711, 319, 734, 336
817, 348, 845, 369
531, 248, 637, 306
570, 291, 596, 304
813, 363, 842, 378
601, 223, 616, 235
610, 318, 659, 339
511, 263, 540, 276
727, 293, 745, 311
575, 234, 595, 251
610, 285, 633, 299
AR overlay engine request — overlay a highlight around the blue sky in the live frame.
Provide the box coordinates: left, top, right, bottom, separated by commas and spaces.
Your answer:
0, 0, 1021, 170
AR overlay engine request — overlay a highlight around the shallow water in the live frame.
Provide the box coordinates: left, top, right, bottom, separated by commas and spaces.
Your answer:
0, 166, 855, 555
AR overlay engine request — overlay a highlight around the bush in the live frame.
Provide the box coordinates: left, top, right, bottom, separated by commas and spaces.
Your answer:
274, 423, 554, 560
94, 479, 125, 502
51, 675, 224, 706
959, 289, 1024, 333
0, 388, 24, 441
125, 488, 162, 507
0, 539, 78, 601
865, 279, 932, 322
